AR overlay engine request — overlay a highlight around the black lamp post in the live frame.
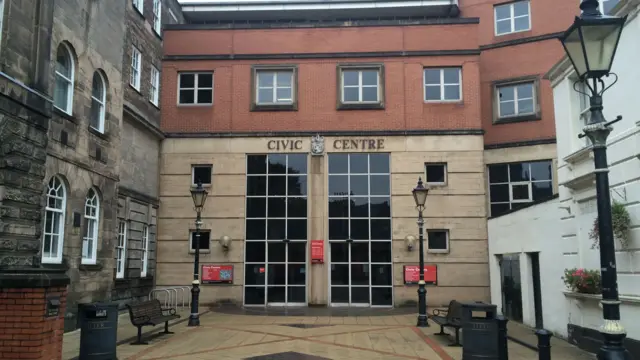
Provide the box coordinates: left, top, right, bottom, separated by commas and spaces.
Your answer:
188, 181, 208, 327
412, 178, 429, 327
559, 1, 629, 359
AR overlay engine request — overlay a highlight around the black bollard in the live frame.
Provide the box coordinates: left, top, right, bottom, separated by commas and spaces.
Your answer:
536, 329, 552, 360
497, 315, 509, 360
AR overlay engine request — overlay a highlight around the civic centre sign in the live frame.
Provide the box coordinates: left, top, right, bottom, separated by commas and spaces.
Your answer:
266, 136, 385, 154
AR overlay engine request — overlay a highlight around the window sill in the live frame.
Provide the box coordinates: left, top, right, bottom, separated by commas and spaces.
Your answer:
426, 182, 447, 187
424, 100, 463, 105
53, 107, 78, 124
134, 6, 144, 19
115, 277, 128, 284
189, 250, 211, 255
191, 183, 212, 188
79, 263, 103, 271
251, 103, 298, 112
42, 262, 70, 271
494, 28, 532, 38
88, 126, 110, 141
129, 83, 142, 94
337, 102, 385, 111
153, 29, 162, 41
149, 100, 160, 110
493, 113, 541, 125
428, 250, 450, 254
177, 103, 214, 108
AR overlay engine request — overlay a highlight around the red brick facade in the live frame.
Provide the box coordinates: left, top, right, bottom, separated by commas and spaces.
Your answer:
161, 0, 578, 146
0, 287, 67, 360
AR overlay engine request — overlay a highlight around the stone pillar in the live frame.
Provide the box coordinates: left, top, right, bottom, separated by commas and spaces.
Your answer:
309, 154, 327, 305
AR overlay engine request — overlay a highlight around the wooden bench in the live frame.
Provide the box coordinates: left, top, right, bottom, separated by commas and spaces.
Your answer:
126, 299, 180, 345
429, 300, 463, 346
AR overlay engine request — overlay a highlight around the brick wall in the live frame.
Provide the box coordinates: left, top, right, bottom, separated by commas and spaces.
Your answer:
0, 287, 67, 360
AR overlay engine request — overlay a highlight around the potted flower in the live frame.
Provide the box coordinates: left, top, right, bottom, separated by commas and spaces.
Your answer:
562, 268, 601, 294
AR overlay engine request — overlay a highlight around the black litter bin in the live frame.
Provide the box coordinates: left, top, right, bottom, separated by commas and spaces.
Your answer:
461, 302, 499, 360
78, 302, 119, 360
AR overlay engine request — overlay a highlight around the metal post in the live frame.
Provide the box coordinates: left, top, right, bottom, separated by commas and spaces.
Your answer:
188, 212, 202, 327
497, 315, 509, 360
416, 209, 428, 327
581, 91, 630, 360
536, 329, 551, 360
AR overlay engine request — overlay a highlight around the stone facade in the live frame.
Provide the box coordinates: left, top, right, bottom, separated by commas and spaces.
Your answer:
157, 135, 490, 307
115, 0, 184, 305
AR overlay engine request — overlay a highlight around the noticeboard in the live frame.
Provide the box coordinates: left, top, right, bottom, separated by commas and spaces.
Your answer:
201, 265, 233, 284
403, 265, 438, 285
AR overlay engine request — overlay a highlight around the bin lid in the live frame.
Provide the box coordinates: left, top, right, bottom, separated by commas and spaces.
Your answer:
461, 302, 497, 310
78, 302, 119, 310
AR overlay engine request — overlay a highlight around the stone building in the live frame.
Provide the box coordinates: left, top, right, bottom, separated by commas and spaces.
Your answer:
113, 0, 184, 307
0, 1, 70, 359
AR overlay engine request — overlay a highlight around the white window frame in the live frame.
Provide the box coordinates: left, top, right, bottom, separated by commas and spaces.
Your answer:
0, 0, 5, 50
509, 182, 533, 203
90, 71, 106, 133
488, 161, 554, 216
584, 0, 619, 15
341, 68, 380, 104
577, 81, 592, 147
81, 189, 100, 265
424, 163, 448, 185
42, 176, 66, 264
191, 165, 213, 185
423, 68, 462, 102
255, 70, 294, 105
54, 43, 75, 114
494, 1, 531, 36
427, 229, 449, 254
150, 66, 160, 106
141, 225, 150, 277
177, 72, 214, 105
133, 0, 143, 14
153, 0, 162, 35
130, 46, 141, 91
496, 82, 536, 118
116, 221, 128, 279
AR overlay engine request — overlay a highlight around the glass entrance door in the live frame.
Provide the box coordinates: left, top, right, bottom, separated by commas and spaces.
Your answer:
244, 154, 308, 306
500, 254, 523, 321
328, 153, 393, 307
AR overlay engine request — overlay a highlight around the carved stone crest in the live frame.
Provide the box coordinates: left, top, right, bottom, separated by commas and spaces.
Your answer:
310, 134, 325, 156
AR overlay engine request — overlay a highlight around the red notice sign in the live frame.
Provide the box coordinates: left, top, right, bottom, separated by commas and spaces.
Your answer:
311, 240, 324, 263
201, 265, 233, 284
403, 265, 438, 285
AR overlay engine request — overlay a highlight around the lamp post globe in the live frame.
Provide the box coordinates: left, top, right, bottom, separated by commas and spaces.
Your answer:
188, 181, 209, 327
560, 1, 630, 359
413, 178, 429, 327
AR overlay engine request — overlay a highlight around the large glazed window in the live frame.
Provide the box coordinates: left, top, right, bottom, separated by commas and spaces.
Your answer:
42, 176, 67, 264
54, 43, 75, 114
90, 71, 106, 132
328, 153, 392, 307
488, 160, 553, 217
244, 154, 308, 306
81, 188, 100, 264
116, 221, 128, 279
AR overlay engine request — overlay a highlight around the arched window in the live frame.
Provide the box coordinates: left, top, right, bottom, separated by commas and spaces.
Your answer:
42, 176, 66, 263
82, 188, 100, 264
90, 72, 106, 133
54, 43, 74, 114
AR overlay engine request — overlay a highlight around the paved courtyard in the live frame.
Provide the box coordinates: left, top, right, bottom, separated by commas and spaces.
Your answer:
62, 311, 595, 360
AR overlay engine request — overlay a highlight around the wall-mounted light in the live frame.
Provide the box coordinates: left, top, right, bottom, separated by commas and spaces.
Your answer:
405, 235, 416, 251
219, 235, 231, 251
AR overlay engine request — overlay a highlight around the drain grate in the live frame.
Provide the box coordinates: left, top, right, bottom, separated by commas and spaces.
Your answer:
244, 351, 332, 360
280, 324, 334, 329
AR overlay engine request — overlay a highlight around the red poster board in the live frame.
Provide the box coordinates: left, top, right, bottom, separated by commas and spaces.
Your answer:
403, 265, 437, 285
311, 240, 324, 263
201, 265, 233, 284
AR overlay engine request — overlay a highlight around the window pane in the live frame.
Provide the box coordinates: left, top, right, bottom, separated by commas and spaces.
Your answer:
193, 166, 212, 184
370, 220, 391, 240
54, 77, 69, 109
513, 1, 529, 16
500, 101, 515, 117
343, 87, 359, 102
329, 198, 348, 218
530, 161, 552, 181
426, 164, 446, 183
246, 198, 266, 218
92, 73, 103, 98
511, 184, 530, 201
179, 89, 194, 104
258, 88, 273, 103
90, 100, 102, 129
370, 197, 390, 218
428, 231, 448, 250
56, 50, 71, 77
518, 99, 534, 114
496, 20, 512, 35
328, 154, 348, 173
276, 72, 292, 87
198, 74, 213, 88
361, 70, 378, 86
329, 175, 348, 195
424, 69, 441, 85
490, 184, 510, 202
443, 68, 459, 84
514, 16, 530, 31
370, 175, 390, 195
197, 90, 212, 104
425, 86, 441, 101
288, 154, 307, 174
444, 85, 460, 100
369, 154, 389, 173
532, 181, 553, 200
371, 265, 392, 285
603, 0, 619, 14
180, 74, 195, 88
495, 4, 511, 20
287, 218, 307, 239
517, 83, 534, 99
350, 197, 369, 218
343, 71, 359, 86
491, 203, 510, 217
488, 164, 509, 183
287, 177, 307, 196
499, 86, 515, 101
276, 88, 292, 102
362, 87, 378, 102
509, 163, 530, 182
257, 72, 274, 87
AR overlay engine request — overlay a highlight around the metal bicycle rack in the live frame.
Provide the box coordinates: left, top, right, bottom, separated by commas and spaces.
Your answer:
149, 286, 191, 309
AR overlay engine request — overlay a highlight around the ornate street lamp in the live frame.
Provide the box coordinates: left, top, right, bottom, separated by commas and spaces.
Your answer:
188, 181, 208, 327
560, 1, 629, 359
412, 178, 429, 327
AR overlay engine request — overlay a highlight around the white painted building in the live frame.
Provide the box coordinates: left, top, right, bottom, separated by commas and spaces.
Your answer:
488, 0, 640, 353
